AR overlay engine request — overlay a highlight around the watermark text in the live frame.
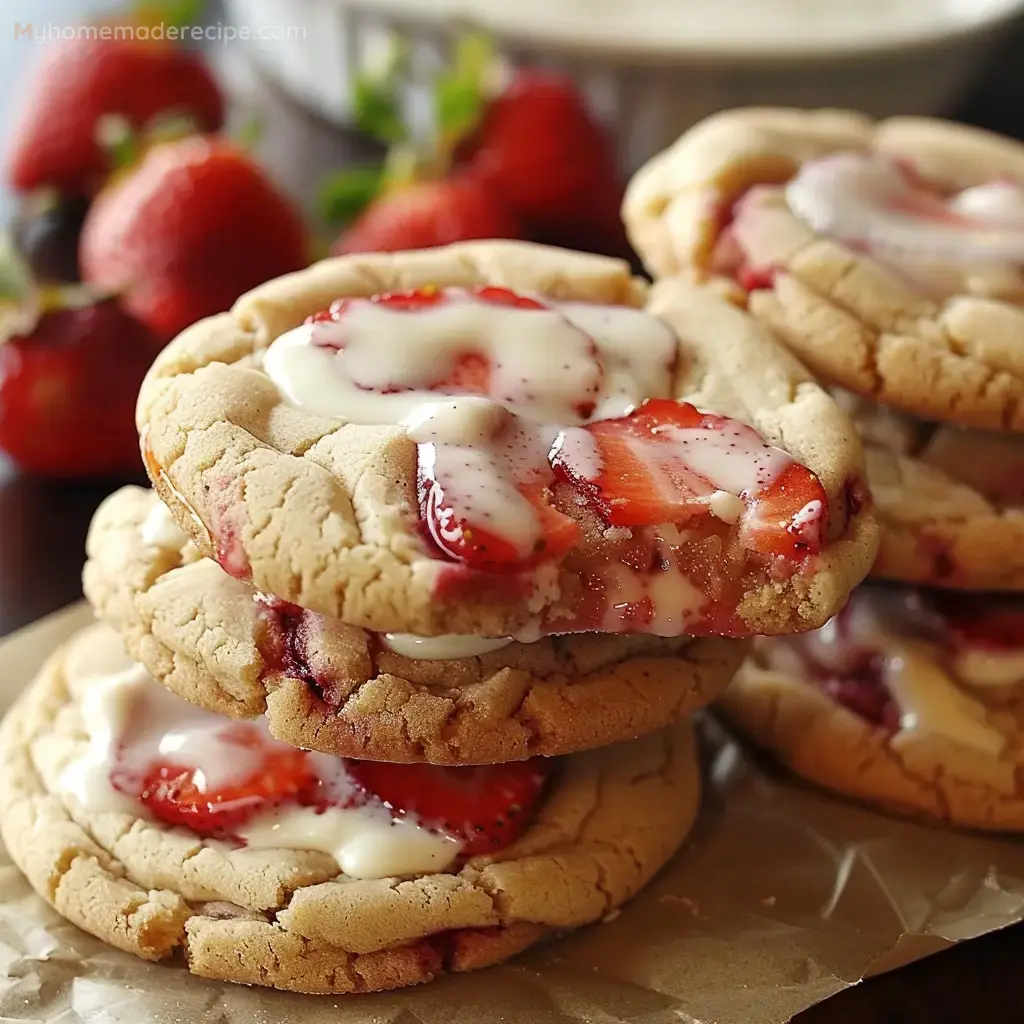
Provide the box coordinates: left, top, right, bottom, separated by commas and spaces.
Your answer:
13, 21, 306, 44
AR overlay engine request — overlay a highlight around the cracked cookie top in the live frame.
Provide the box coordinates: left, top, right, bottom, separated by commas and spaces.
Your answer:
83, 486, 745, 764
0, 622, 699, 993
136, 240, 876, 639
723, 582, 1024, 830
624, 108, 1024, 432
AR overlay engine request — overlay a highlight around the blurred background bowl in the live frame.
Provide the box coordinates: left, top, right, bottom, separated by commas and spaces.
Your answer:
224, 0, 1024, 171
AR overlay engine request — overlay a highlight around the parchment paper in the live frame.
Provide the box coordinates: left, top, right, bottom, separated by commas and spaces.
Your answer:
2, 603, 1024, 1024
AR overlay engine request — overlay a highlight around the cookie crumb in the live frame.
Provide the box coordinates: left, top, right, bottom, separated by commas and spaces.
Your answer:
602, 909, 621, 924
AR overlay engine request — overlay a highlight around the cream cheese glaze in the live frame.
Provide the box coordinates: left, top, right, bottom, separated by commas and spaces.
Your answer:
785, 152, 1024, 266
774, 585, 1014, 755
53, 650, 460, 878
382, 632, 513, 659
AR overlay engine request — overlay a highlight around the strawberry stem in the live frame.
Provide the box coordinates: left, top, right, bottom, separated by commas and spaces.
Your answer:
95, 114, 140, 172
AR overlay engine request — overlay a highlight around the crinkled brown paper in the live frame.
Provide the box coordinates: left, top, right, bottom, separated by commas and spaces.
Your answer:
2, 603, 1024, 1024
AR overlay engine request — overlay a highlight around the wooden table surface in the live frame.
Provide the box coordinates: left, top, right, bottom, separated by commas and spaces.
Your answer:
2, 11, 1024, 1021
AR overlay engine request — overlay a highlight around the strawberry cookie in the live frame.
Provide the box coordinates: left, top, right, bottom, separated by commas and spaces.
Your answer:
834, 390, 1024, 590
83, 486, 745, 763
721, 583, 1024, 831
624, 108, 1024, 432
0, 623, 699, 994
137, 241, 876, 641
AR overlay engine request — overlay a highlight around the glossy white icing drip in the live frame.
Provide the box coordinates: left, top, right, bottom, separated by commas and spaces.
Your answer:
655, 422, 792, 495
56, 658, 461, 878
382, 633, 513, 659
786, 152, 1024, 264
785, 587, 1009, 755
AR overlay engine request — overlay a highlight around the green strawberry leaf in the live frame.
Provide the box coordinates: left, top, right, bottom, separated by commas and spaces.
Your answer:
434, 32, 494, 143
352, 78, 406, 145
319, 166, 385, 224
131, 0, 205, 29
0, 234, 34, 304
352, 37, 409, 144
233, 113, 265, 151
95, 114, 141, 171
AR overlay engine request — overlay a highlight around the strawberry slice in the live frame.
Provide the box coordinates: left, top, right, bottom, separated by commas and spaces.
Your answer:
432, 351, 491, 394
422, 469, 579, 570
552, 398, 828, 559
740, 462, 827, 559
551, 399, 713, 527
130, 724, 317, 835
347, 758, 552, 855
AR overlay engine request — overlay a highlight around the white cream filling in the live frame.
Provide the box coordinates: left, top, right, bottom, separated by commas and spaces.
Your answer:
382, 633, 513, 660
54, 657, 462, 879
882, 640, 1006, 757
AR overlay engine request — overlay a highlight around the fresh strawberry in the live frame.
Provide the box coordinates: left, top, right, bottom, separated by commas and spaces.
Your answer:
551, 398, 828, 558
347, 758, 551, 855
0, 298, 163, 477
79, 137, 308, 338
132, 724, 316, 835
454, 70, 629, 258
331, 177, 523, 256
6, 36, 223, 196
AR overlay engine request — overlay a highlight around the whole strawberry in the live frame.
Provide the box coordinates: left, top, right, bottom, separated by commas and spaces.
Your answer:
332, 177, 523, 255
6, 35, 223, 196
455, 70, 629, 259
80, 137, 309, 338
0, 299, 163, 477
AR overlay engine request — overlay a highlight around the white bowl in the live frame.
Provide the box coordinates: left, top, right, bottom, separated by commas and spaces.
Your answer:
223, 0, 1024, 172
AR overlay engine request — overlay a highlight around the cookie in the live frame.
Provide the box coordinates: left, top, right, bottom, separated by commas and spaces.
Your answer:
0, 622, 699, 994
833, 390, 1024, 589
720, 583, 1024, 831
624, 108, 1024, 431
83, 485, 746, 763
136, 241, 876, 641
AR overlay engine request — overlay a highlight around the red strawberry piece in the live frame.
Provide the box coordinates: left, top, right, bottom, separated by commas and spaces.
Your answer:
347, 758, 551, 855
7, 36, 223, 196
740, 462, 827, 559
331, 177, 524, 256
133, 724, 317, 835
926, 592, 1024, 651
551, 399, 712, 528
819, 672, 901, 732
422, 470, 579, 571
0, 299, 163, 477
454, 70, 629, 259
79, 137, 308, 338
552, 398, 828, 559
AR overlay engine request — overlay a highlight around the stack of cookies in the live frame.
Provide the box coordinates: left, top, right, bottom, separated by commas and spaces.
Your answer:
0, 241, 875, 993
626, 108, 1024, 831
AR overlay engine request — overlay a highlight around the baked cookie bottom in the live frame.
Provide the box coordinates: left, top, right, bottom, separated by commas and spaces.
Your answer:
84, 486, 748, 764
137, 242, 876, 640
721, 608, 1024, 833
623, 107, 1024, 432
0, 624, 700, 994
